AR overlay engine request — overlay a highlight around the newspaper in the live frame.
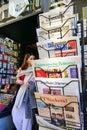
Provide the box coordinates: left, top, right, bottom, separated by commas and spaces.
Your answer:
35, 93, 81, 129
9, 0, 29, 17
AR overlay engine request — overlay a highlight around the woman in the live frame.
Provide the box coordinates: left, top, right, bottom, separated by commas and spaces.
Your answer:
12, 54, 37, 130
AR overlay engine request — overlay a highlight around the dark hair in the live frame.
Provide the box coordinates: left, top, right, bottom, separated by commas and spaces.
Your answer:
21, 54, 31, 70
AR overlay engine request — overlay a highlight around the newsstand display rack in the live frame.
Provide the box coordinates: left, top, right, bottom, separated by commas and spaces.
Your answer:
0, 36, 20, 130
33, 2, 87, 130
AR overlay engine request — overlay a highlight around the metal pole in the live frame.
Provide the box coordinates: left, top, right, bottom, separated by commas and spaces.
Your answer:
41, 0, 49, 12
81, 20, 87, 130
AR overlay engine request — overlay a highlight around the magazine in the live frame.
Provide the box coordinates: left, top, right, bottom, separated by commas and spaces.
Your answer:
39, 4, 74, 29
35, 93, 81, 129
36, 36, 80, 59
32, 56, 81, 80
35, 78, 80, 102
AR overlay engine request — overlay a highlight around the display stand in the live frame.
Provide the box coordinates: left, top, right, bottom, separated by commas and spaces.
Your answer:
32, 2, 84, 130
32, 56, 82, 130
38, 2, 77, 40
0, 36, 20, 130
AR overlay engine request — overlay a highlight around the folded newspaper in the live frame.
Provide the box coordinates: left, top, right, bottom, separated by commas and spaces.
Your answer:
9, 0, 29, 17
36, 115, 65, 130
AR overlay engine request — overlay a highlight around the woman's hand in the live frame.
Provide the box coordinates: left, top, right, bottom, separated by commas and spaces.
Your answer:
16, 79, 24, 85
26, 82, 30, 88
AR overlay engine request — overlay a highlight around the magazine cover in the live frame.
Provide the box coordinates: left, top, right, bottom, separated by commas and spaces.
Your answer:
36, 36, 80, 59
35, 93, 81, 129
35, 78, 80, 101
32, 56, 81, 81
